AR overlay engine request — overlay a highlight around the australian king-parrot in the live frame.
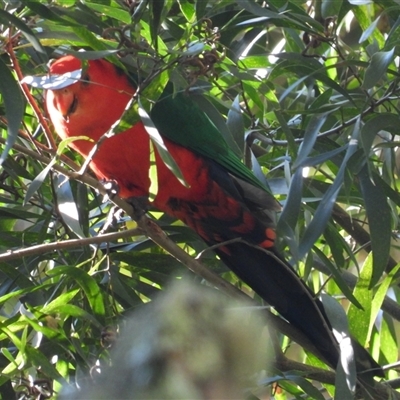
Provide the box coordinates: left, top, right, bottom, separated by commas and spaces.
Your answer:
41, 55, 381, 378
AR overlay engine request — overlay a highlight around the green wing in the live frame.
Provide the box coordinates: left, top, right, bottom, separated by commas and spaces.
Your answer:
151, 87, 269, 192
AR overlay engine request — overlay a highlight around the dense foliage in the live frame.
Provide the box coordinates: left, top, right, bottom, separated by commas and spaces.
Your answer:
1, 0, 400, 398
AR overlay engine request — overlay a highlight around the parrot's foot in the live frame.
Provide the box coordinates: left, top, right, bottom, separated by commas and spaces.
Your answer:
101, 179, 120, 200
126, 196, 150, 220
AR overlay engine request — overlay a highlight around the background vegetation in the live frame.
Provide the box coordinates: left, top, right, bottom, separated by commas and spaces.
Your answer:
0, 0, 400, 398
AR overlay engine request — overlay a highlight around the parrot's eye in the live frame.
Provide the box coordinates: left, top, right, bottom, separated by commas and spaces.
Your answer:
82, 73, 90, 86
68, 95, 78, 115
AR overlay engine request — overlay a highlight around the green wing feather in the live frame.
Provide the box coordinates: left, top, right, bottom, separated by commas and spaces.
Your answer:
151, 87, 269, 192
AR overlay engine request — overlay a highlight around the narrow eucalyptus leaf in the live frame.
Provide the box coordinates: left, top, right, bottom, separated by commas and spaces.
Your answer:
55, 174, 86, 239
24, 161, 55, 206
138, 100, 188, 187
227, 96, 245, 155
277, 168, 303, 234
359, 15, 381, 43
360, 113, 399, 156
293, 113, 328, 169
363, 48, 395, 89
22, 69, 82, 90
358, 166, 391, 286
0, 58, 24, 165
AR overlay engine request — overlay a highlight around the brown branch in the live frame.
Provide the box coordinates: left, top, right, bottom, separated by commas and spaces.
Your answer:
132, 212, 249, 302
6, 41, 56, 150
275, 355, 336, 384
276, 355, 399, 400
0, 228, 142, 262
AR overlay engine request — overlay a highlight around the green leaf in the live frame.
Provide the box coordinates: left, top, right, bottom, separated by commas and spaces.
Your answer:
226, 95, 245, 156
347, 253, 373, 346
360, 113, 400, 156
275, 56, 355, 104
195, 0, 208, 19
39, 289, 80, 314
24, 158, 56, 206
321, 0, 343, 19
237, 0, 284, 20
84, 2, 131, 23
138, 99, 188, 188
1, 348, 17, 368
178, 0, 195, 22
363, 48, 395, 89
0, 9, 46, 58
46, 266, 105, 323
314, 248, 362, 308
369, 263, 400, 342
0, 58, 24, 165
358, 166, 391, 285
54, 174, 86, 238
293, 113, 328, 169
277, 168, 303, 236
380, 316, 398, 366
0, 263, 35, 289
298, 122, 360, 259
150, 0, 165, 49
353, 3, 385, 47
320, 294, 356, 400
71, 27, 123, 68
46, 304, 102, 327
25, 346, 64, 380
359, 15, 382, 43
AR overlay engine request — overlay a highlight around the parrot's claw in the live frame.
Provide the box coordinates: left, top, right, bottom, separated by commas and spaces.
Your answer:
101, 179, 120, 200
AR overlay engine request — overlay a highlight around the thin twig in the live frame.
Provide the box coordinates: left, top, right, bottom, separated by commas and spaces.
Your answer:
6, 41, 56, 149
0, 228, 143, 262
253, 90, 399, 147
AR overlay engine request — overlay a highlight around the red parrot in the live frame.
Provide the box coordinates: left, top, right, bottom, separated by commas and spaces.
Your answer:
41, 55, 381, 378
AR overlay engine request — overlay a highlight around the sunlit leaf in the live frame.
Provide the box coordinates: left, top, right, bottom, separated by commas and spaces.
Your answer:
84, 2, 131, 23
347, 253, 373, 348
138, 100, 188, 188
46, 266, 105, 323
55, 174, 86, 239
321, 294, 356, 399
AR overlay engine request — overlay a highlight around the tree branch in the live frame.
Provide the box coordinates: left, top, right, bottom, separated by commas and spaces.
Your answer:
0, 228, 142, 262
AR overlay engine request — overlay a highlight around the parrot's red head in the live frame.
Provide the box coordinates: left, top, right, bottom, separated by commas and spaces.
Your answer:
46, 56, 135, 154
